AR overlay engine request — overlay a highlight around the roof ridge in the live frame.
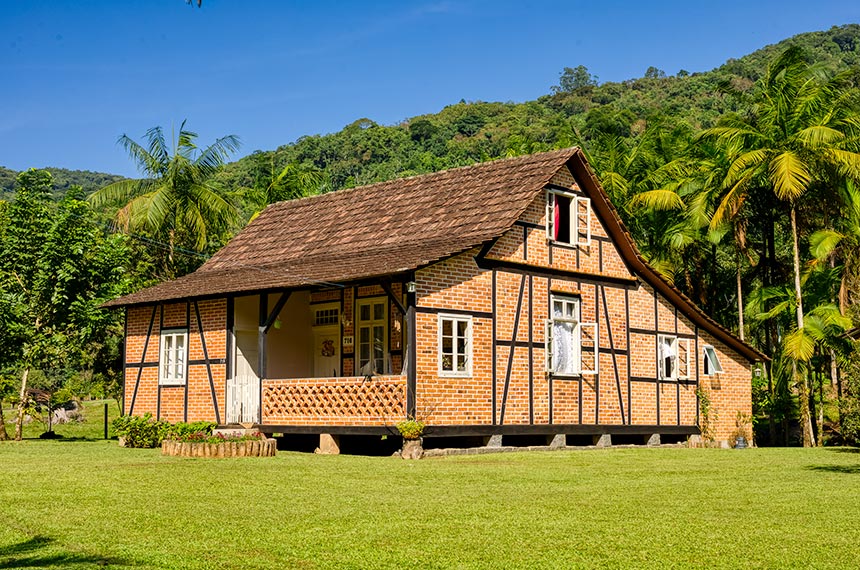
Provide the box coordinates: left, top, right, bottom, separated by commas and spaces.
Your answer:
263, 146, 579, 211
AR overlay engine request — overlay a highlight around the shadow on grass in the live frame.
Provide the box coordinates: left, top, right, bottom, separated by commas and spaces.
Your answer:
824, 447, 860, 454
4, 437, 113, 444
0, 535, 132, 568
807, 464, 860, 474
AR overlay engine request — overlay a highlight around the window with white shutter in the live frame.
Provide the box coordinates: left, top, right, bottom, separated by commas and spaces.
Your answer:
159, 329, 187, 385
546, 190, 592, 247
546, 295, 598, 376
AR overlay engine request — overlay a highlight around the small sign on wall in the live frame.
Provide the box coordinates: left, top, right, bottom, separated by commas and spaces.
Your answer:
343, 336, 353, 347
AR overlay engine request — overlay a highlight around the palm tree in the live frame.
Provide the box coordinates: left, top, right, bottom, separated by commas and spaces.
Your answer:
700, 46, 860, 446
89, 121, 240, 278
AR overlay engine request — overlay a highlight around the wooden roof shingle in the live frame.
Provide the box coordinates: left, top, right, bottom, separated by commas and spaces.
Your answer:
104, 147, 764, 362
105, 148, 576, 306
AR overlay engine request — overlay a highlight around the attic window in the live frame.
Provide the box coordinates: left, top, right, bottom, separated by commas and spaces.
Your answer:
546, 190, 591, 247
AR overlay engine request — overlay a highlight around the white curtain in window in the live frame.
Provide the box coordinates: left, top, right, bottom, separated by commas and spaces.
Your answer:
552, 300, 577, 374
659, 338, 676, 378
552, 321, 575, 373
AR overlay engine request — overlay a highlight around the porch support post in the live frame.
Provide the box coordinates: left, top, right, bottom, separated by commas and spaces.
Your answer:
226, 297, 234, 382
258, 294, 268, 424
263, 291, 291, 334
406, 278, 417, 419
380, 280, 406, 316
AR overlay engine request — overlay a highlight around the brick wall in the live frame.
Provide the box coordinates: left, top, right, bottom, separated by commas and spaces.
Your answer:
411, 164, 752, 443
123, 299, 227, 423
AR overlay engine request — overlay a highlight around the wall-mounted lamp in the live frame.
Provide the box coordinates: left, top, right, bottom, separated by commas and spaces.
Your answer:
341, 313, 351, 328
406, 281, 416, 293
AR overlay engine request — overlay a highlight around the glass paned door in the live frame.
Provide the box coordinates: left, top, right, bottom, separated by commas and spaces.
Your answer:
357, 298, 387, 374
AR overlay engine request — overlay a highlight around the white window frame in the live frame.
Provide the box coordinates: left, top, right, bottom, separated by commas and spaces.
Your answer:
545, 189, 592, 247
702, 344, 723, 376
545, 295, 598, 376
657, 335, 690, 380
356, 297, 388, 374
159, 328, 188, 386
312, 303, 340, 327
437, 314, 473, 377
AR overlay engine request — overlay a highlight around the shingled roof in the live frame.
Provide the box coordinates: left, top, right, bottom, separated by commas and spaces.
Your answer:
104, 147, 763, 361
104, 148, 577, 307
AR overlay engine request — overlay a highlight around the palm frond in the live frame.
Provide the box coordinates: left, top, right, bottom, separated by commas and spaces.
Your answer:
769, 151, 810, 201
195, 134, 241, 176
145, 185, 174, 236
629, 189, 684, 211
710, 173, 752, 230
144, 125, 169, 169
88, 178, 154, 208
783, 328, 815, 361
807, 303, 852, 330
825, 148, 860, 181
118, 134, 162, 177
794, 125, 845, 148
725, 148, 769, 188
808, 229, 844, 261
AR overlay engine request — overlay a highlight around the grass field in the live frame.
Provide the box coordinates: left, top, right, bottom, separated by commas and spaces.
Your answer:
1, 398, 121, 440
1, 434, 859, 570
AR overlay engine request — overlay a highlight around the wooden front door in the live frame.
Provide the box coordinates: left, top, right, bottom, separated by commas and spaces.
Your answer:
228, 330, 260, 423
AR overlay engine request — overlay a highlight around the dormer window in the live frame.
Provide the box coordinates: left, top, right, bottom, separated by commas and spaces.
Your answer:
546, 190, 591, 247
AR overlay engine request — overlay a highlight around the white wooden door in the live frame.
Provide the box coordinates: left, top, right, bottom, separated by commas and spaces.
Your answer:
228, 330, 260, 424
313, 326, 340, 378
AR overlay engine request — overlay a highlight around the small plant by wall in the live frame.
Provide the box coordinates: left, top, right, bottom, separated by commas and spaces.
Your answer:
731, 411, 753, 448
396, 418, 425, 440
696, 387, 717, 444
396, 418, 425, 459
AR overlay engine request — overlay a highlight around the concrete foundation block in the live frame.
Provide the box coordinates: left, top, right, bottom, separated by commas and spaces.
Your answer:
547, 434, 566, 448
484, 434, 503, 448
317, 433, 340, 455
593, 433, 611, 447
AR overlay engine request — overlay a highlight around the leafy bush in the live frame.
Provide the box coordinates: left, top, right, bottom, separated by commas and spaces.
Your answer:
112, 413, 169, 448
112, 415, 216, 448
396, 418, 425, 440
169, 421, 216, 439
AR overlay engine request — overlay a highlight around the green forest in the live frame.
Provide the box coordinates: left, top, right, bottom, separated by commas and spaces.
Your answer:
3, 24, 860, 446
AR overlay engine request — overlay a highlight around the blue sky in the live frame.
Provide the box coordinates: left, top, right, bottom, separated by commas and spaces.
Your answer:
2, 0, 859, 177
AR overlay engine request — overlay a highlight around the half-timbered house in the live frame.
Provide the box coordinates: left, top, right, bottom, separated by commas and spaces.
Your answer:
106, 147, 762, 451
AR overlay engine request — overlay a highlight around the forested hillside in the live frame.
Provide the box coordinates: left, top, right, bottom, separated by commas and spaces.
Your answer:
214, 25, 860, 195
0, 166, 124, 201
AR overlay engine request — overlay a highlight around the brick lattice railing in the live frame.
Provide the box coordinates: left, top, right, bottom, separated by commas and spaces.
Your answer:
262, 376, 406, 425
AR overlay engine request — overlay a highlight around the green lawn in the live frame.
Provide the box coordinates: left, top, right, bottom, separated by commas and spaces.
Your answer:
2, 398, 121, 440
1, 439, 859, 569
